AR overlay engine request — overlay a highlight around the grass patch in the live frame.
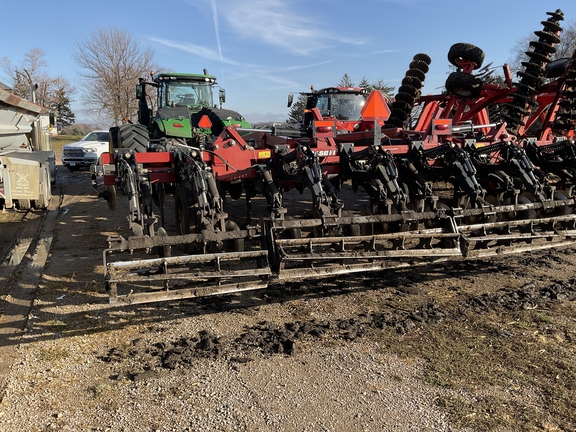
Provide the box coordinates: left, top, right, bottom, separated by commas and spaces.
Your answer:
371, 306, 576, 431
51, 135, 81, 154
38, 347, 70, 362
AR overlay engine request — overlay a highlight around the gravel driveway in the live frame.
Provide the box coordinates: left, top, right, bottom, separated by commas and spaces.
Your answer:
1, 165, 573, 431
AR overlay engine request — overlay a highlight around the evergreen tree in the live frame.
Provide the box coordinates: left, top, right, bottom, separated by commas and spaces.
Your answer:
358, 77, 370, 90
51, 87, 76, 129
286, 93, 307, 125
359, 76, 394, 100
338, 73, 354, 87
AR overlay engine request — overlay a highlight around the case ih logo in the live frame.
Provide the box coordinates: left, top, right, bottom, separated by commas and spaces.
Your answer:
314, 149, 337, 157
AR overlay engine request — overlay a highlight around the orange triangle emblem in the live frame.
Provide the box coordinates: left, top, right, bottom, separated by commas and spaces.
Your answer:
198, 114, 212, 129
360, 90, 391, 121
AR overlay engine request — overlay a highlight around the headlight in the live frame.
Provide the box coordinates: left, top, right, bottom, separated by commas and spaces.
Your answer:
85, 148, 97, 153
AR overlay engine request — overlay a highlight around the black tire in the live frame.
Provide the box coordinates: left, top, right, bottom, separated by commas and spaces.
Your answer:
445, 71, 483, 98
394, 92, 416, 105
390, 108, 409, 120
111, 124, 149, 152
390, 100, 412, 113
413, 53, 432, 65
405, 68, 426, 82
385, 116, 405, 128
447, 43, 485, 69
401, 76, 423, 89
398, 85, 419, 98
409, 60, 430, 74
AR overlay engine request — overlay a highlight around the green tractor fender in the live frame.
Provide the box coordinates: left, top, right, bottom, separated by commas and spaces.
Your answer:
154, 116, 193, 139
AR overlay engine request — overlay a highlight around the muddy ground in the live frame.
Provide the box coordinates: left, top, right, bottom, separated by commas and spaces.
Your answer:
0, 163, 575, 431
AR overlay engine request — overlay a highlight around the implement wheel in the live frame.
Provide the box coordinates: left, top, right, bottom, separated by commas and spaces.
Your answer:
445, 71, 483, 98
448, 43, 485, 69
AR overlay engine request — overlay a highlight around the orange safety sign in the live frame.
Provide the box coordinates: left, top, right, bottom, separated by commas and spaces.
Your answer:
360, 90, 391, 121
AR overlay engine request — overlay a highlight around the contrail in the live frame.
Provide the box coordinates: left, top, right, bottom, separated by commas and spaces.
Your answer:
210, 0, 224, 74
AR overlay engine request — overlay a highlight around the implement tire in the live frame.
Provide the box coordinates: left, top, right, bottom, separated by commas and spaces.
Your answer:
448, 43, 485, 69
445, 71, 483, 98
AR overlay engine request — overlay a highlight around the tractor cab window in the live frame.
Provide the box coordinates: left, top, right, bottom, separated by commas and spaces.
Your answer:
316, 93, 365, 120
163, 81, 215, 108
316, 95, 331, 116
331, 93, 365, 121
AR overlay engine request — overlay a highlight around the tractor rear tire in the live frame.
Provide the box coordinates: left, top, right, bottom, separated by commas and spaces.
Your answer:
110, 124, 149, 152
447, 43, 485, 69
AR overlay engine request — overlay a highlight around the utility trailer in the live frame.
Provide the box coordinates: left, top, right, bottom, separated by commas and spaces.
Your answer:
0, 87, 55, 210
93, 9, 576, 306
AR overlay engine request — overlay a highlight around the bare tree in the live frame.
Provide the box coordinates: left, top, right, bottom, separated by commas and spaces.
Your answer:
72, 27, 158, 126
2, 48, 49, 101
1, 48, 77, 122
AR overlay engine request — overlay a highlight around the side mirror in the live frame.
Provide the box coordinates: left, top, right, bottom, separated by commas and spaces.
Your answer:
219, 88, 226, 104
136, 84, 143, 99
287, 94, 294, 107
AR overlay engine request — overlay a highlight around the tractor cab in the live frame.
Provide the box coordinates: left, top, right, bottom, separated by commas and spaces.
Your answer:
313, 87, 367, 121
290, 86, 368, 132
155, 73, 218, 110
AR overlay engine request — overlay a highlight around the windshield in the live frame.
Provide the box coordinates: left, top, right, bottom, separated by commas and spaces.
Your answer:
317, 93, 366, 121
163, 81, 214, 108
82, 132, 109, 142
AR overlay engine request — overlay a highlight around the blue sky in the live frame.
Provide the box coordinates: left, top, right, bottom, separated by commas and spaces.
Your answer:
2, 0, 576, 125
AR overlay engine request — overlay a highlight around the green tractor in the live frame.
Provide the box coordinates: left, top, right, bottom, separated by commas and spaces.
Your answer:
135, 69, 251, 146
